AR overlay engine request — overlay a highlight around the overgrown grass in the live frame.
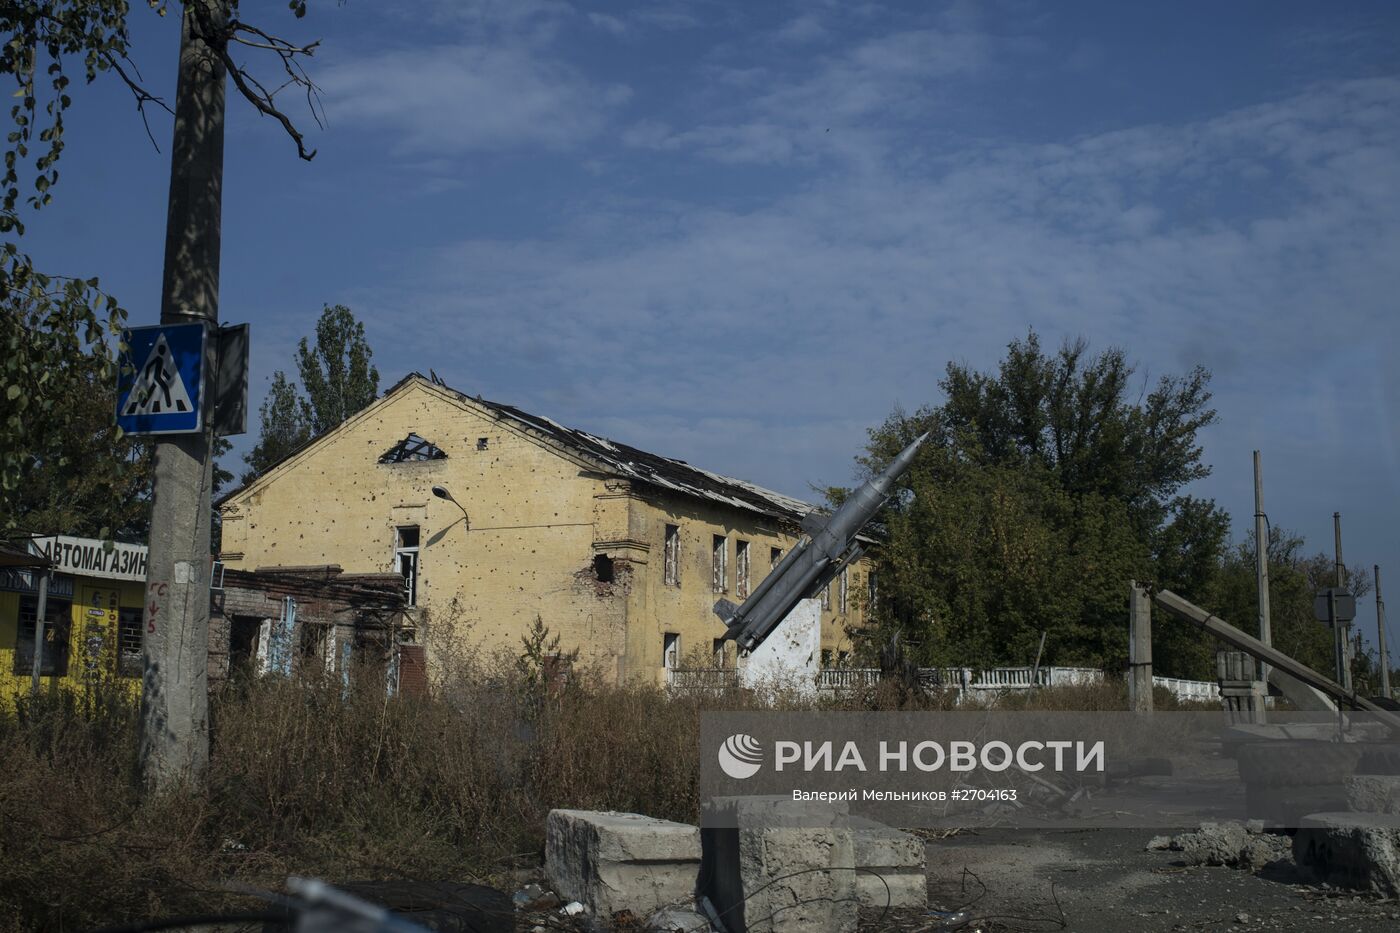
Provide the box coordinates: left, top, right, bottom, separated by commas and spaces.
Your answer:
0, 656, 1185, 931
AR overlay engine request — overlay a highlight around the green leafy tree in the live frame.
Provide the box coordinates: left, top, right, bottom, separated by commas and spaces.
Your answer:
295, 303, 379, 435
240, 369, 310, 483
1207, 527, 1372, 683
854, 332, 1229, 678
240, 304, 378, 482
1, 2, 323, 535
0, 279, 150, 537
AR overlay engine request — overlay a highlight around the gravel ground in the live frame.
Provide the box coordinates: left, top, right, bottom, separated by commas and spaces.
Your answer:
854, 827, 1400, 932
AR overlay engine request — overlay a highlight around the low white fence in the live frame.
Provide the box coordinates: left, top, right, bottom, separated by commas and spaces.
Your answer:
669, 665, 1221, 705
814, 666, 1105, 694
1153, 674, 1221, 703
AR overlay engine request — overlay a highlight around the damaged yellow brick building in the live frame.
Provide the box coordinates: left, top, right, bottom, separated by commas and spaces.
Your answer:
217, 374, 871, 682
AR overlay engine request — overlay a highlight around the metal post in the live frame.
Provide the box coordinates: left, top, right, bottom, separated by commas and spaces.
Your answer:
1333, 513, 1352, 693
29, 569, 50, 696
138, 1, 226, 788
1030, 630, 1047, 688
1129, 581, 1153, 712
1377, 565, 1391, 700
1253, 452, 1271, 690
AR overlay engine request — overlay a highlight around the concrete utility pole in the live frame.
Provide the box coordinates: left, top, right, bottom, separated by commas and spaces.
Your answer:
1128, 581, 1153, 713
1377, 565, 1392, 700
1333, 513, 1352, 693
1253, 452, 1271, 688
138, 1, 227, 788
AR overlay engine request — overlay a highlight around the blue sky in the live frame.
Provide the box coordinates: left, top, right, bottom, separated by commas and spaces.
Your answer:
22, 2, 1400, 653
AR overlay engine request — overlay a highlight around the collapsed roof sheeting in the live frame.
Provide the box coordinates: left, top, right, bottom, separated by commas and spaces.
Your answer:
379, 433, 448, 463
407, 374, 822, 525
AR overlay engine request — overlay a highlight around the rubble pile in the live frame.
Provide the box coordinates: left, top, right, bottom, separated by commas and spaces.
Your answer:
1145, 820, 1291, 869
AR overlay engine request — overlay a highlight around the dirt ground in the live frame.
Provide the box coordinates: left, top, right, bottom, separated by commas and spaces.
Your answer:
860, 827, 1400, 932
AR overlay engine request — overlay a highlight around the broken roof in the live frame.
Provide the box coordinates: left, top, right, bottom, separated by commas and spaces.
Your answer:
407, 373, 821, 525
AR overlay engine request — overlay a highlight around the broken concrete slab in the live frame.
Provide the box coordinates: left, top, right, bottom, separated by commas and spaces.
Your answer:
849, 817, 926, 909
545, 810, 701, 928
1347, 775, 1400, 815
700, 796, 856, 933
647, 906, 711, 932
1294, 812, 1400, 896
1146, 821, 1290, 870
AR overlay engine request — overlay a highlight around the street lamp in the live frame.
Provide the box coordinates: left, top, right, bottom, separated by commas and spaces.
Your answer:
432, 485, 469, 529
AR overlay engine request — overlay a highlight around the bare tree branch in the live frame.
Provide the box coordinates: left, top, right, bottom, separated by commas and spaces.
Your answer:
185, 4, 322, 162
99, 51, 173, 152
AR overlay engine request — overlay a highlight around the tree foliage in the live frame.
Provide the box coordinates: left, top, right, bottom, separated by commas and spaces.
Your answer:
241, 304, 377, 483
855, 332, 1230, 677
240, 369, 308, 483
1, 1, 323, 537
295, 303, 379, 435
1206, 527, 1373, 684
0, 268, 150, 537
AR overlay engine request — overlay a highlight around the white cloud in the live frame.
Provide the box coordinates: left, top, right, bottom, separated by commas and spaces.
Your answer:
358, 78, 1400, 498
629, 25, 1000, 168
319, 45, 631, 153
776, 14, 828, 45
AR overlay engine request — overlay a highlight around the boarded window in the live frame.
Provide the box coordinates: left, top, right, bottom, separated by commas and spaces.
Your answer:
379, 433, 447, 463
397, 644, 428, 695
712, 535, 727, 593
735, 540, 751, 598
117, 607, 143, 677
663, 524, 680, 586
12, 595, 72, 677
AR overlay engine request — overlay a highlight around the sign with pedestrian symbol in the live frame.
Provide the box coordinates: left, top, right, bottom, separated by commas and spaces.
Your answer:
115, 322, 208, 435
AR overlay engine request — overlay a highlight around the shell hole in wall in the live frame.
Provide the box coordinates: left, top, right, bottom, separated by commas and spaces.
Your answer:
592, 554, 615, 583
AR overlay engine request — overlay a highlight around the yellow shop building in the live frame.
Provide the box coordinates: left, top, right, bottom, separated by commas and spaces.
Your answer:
0, 535, 148, 704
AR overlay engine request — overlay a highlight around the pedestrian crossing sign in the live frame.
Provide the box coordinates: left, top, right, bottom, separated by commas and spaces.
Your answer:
115, 322, 208, 435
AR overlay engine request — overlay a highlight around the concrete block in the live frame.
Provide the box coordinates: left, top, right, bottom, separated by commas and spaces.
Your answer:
1347, 775, 1400, 815
1293, 812, 1400, 896
701, 796, 856, 933
850, 817, 926, 909
545, 810, 701, 928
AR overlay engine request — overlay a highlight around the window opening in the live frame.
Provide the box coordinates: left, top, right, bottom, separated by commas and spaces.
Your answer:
379, 433, 447, 463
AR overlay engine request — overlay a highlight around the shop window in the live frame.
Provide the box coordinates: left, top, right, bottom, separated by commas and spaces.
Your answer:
13, 595, 72, 677
117, 607, 143, 678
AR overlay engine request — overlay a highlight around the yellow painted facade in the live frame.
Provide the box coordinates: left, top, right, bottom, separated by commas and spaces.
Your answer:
218, 377, 868, 683
0, 571, 145, 711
